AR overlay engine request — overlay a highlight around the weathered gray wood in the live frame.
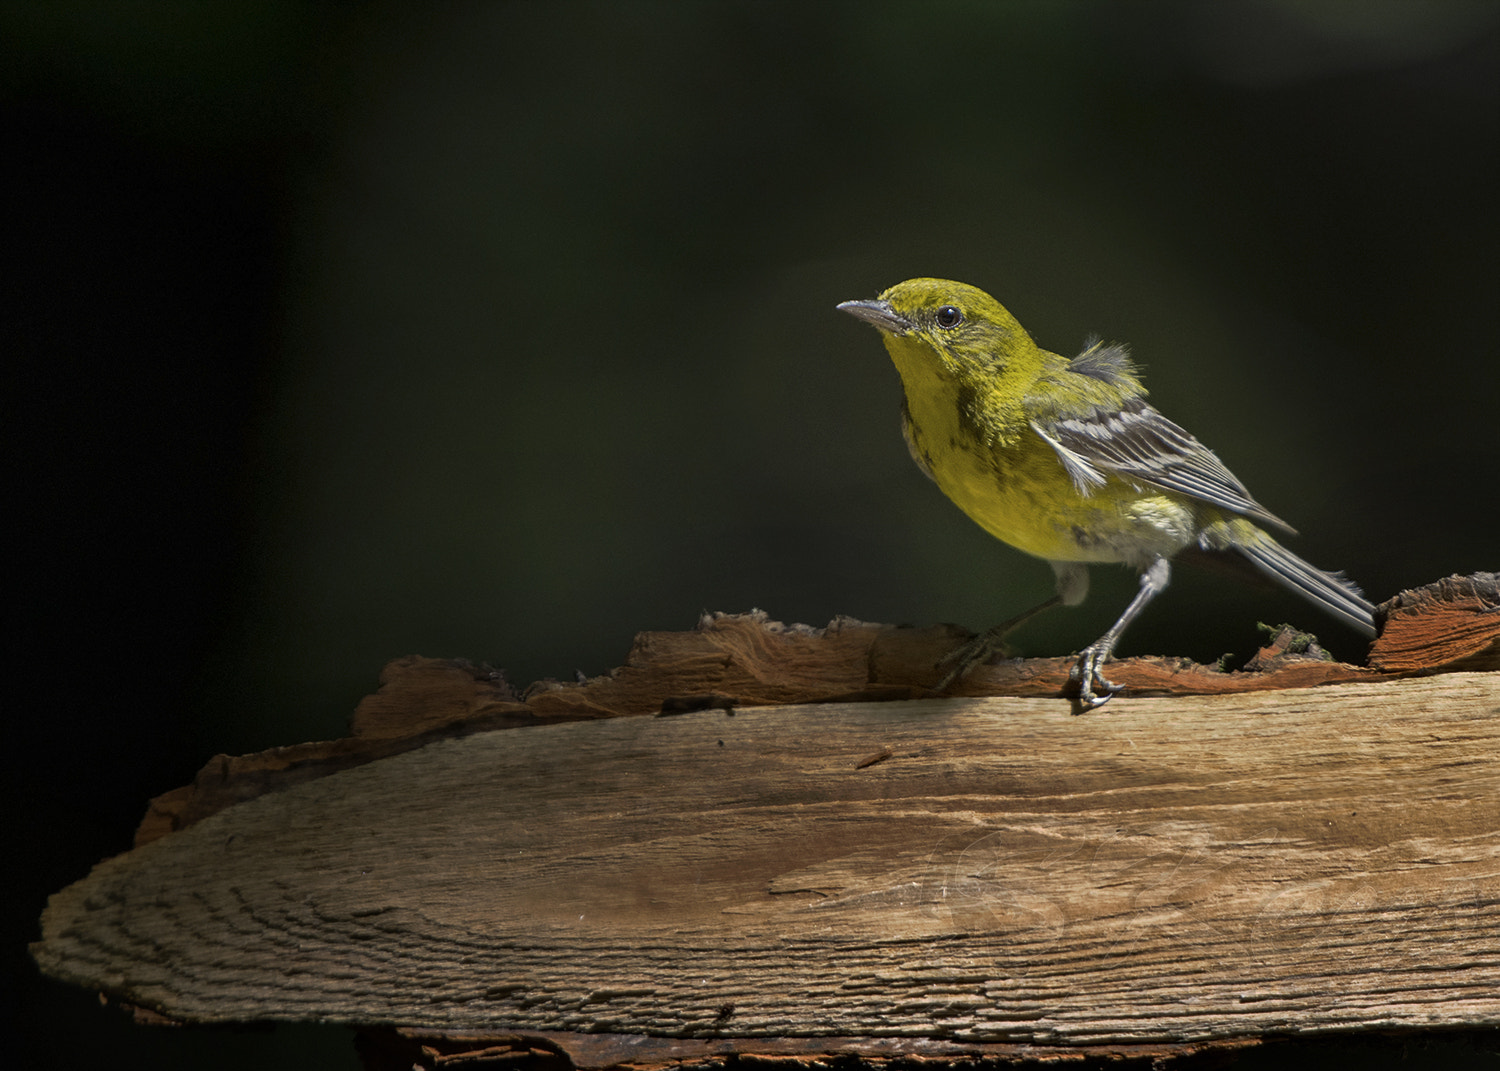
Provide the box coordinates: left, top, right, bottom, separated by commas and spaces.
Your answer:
33, 673, 1500, 1044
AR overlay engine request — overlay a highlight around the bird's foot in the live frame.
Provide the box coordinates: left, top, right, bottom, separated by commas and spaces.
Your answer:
934, 626, 1015, 691
1069, 646, 1121, 711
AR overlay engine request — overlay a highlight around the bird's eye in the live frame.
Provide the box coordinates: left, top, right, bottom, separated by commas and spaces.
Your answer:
935, 305, 963, 329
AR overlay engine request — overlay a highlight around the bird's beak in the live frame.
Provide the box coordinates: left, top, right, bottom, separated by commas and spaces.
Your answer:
837, 298, 909, 334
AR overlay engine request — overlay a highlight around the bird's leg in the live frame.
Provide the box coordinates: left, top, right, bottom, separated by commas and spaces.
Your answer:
935, 594, 1063, 691
1072, 556, 1172, 710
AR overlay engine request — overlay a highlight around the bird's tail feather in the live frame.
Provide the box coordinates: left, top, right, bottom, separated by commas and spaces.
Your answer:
1232, 536, 1377, 638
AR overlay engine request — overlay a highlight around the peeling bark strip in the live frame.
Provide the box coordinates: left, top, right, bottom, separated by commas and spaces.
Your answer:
1368, 572, 1500, 673
32, 675, 1500, 1044
132, 573, 1499, 847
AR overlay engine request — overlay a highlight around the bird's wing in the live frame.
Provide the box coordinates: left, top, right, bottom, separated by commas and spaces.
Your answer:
1030, 362, 1296, 534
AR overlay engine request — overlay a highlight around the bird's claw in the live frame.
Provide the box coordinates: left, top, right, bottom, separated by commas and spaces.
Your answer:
934, 627, 1014, 691
1069, 647, 1121, 711
935, 624, 1122, 711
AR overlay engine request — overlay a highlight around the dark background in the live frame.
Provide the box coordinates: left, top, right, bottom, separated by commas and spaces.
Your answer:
6, 4, 1497, 1068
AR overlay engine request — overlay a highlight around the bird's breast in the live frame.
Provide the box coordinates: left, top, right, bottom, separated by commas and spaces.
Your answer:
908, 415, 1196, 566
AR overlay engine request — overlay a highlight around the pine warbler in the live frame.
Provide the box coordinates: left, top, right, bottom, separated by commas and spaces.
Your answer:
838, 278, 1375, 709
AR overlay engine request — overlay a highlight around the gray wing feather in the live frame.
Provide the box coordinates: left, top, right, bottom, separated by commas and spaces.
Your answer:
1038, 394, 1296, 534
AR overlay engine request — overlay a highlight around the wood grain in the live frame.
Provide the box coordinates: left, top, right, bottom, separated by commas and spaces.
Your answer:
34, 673, 1500, 1045
1369, 572, 1500, 673
125, 572, 1500, 849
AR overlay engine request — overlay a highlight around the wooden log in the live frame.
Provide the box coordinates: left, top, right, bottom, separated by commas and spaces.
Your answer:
32, 673, 1500, 1048
29, 572, 1500, 1066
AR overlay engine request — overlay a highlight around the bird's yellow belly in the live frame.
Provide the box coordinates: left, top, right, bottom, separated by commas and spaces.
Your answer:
929, 434, 1197, 566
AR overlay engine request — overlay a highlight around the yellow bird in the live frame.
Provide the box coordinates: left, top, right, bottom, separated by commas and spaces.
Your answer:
838, 278, 1375, 708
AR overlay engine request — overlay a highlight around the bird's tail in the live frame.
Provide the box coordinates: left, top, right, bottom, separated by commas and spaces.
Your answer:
1201, 520, 1377, 638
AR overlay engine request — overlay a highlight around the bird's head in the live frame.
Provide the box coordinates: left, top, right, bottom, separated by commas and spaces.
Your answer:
837, 278, 1036, 381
